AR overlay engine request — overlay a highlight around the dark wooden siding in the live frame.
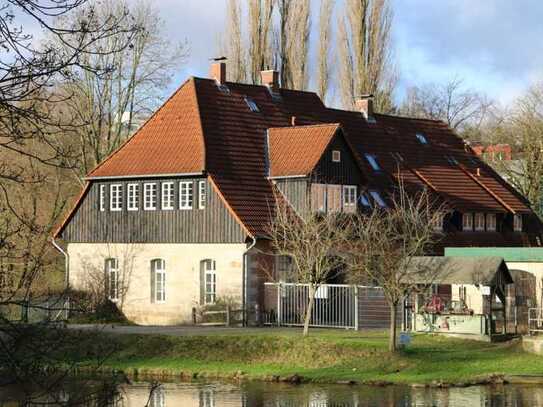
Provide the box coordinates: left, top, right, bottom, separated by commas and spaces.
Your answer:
312, 135, 364, 185
273, 178, 309, 214
61, 177, 246, 243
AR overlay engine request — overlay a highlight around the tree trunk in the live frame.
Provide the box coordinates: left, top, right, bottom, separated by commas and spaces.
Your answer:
389, 302, 398, 352
303, 284, 317, 337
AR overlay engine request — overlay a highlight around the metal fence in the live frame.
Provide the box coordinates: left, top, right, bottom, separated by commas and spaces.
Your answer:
528, 307, 543, 335
263, 283, 358, 329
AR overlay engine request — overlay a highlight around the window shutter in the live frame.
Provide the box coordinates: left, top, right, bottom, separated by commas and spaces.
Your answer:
328, 185, 341, 212
199, 261, 205, 305
150, 262, 155, 304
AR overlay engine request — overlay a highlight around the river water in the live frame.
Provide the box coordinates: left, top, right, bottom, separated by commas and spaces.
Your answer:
1, 379, 542, 406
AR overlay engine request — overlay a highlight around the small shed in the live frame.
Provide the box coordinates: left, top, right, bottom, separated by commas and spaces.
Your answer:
407, 256, 513, 338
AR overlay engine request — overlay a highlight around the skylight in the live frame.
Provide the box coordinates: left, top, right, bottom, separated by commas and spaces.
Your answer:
364, 153, 381, 171
369, 190, 387, 207
445, 155, 458, 165
416, 132, 428, 144
244, 96, 260, 112
359, 193, 372, 207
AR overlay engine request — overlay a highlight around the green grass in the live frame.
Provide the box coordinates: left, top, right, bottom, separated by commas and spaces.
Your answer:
59, 328, 543, 385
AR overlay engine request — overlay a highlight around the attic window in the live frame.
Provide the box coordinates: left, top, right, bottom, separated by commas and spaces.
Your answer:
369, 190, 387, 207
416, 132, 428, 144
332, 150, 341, 162
365, 153, 381, 171
244, 96, 260, 112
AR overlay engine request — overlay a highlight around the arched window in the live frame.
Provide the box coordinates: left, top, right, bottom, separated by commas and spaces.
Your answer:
200, 259, 216, 305
104, 258, 119, 301
151, 259, 166, 303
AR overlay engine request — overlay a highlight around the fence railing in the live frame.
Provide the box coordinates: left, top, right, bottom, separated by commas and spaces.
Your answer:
528, 308, 543, 335
263, 283, 358, 330
0, 296, 70, 324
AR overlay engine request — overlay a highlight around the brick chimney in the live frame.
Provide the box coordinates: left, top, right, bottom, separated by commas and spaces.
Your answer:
261, 70, 279, 90
210, 62, 226, 84
355, 94, 375, 122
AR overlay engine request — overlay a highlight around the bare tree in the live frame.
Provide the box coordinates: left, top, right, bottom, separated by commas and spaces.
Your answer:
344, 181, 447, 352
338, 0, 396, 112
267, 196, 347, 336
55, 0, 189, 181
400, 77, 493, 133
222, 0, 245, 82
248, 0, 274, 84
317, 0, 334, 100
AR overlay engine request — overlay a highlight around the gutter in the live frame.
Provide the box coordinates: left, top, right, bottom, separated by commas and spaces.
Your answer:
242, 235, 257, 327
51, 237, 69, 290
85, 171, 205, 181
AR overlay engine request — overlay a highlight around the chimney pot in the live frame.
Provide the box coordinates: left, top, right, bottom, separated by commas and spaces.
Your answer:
261, 70, 279, 90
210, 62, 226, 84
355, 94, 375, 122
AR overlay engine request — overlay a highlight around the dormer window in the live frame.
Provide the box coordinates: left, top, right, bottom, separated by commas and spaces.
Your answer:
369, 190, 386, 207
514, 214, 523, 232
365, 154, 381, 171
474, 213, 485, 231
463, 213, 473, 231
244, 96, 259, 112
332, 150, 341, 162
416, 132, 428, 144
486, 213, 496, 231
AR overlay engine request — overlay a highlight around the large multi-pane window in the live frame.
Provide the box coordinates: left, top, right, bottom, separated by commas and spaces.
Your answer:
110, 184, 122, 211
203, 259, 216, 304
474, 213, 485, 231
151, 259, 166, 303
179, 181, 193, 209
105, 258, 119, 301
144, 183, 157, 210
486, 213, 497, 232
127, 183, 139, 211
161, 182, 175, 210
198, 180, 206, 209
99, 185, 106, 211
343, 185, 357, 212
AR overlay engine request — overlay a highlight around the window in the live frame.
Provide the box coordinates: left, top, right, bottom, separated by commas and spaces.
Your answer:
463, 213, 473, 231
332, 150, 341, 162
359, 193, 372, 207
343, 185, 357, 212
110, 184, 122, 211
445, 155, 458, 165
151, 259, 166, 303
179, 181, 193, 209
327, 185, 342, 213
364, 153, 381, 171
161, 182, 175, 210
203, 259, 216, 304
369, 190, 386, 207
311, 183, 327, 212
144, 183, 157, 210
275, 255, 292, 282
127, 183, 139, 211
105, 258, 119, 301
244, 96, 259, 112
149, 387, 165, 407
514, 214, 523, 232
198, 180, 206, 209
416, 132, 428, 144
475, 213, 485, 231
486, 213, 496, 231
99, 185, 106, 211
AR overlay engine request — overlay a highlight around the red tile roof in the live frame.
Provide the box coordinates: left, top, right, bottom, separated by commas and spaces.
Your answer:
58, 75, 538, 240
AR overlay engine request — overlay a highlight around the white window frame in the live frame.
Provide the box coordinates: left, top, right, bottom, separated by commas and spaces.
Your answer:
463, 213, 473, 231
432, 216, 443, 232
152, 259, 166, 303
475, 213, 485, 231
110, 184, 122, 212
161, 182, 175, 210
369, 190, 386, 207
127, 183, 139, 211
198, 180, 206, 210
105, 258, 119, 301
204, 259, 216, 305
99, 185, 106, 212
514, 214, 523, 232
365, 153, 381, 171
486, 213, 496, 232
150, 387, 165, 407
179, 181, 193, 210
332, 150, 341, 162
144, 183, 157, 211
343, 185, 357, 208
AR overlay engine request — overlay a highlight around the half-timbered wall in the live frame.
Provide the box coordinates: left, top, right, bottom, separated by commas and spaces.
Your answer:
61, 177, 246, 243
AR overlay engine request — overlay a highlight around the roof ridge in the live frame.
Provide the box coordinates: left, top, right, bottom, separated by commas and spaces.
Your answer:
87, 77, 196, 178
268, 123, 340, 131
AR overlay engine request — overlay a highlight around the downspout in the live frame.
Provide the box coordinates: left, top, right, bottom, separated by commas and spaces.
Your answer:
242, 236, 257, 327
51, 237, 69, 290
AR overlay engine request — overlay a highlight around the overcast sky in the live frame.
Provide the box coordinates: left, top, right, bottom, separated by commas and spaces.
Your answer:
152, 0, 543, 106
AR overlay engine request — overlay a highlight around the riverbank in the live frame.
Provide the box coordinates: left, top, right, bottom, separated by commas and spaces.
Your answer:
61, 328, 543, 387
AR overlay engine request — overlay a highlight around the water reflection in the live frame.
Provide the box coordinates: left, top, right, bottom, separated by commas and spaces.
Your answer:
2, 380, 543, 406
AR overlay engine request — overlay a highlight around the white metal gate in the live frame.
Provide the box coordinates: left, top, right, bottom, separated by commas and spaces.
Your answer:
263, 283, 358, 329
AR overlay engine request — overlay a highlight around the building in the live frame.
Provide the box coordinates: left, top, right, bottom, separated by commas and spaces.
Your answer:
53, 63, 543, 325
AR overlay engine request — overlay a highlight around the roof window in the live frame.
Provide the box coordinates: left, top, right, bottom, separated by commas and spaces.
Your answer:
215, 80, 230, 94
445, 155, 458, 165
364, 153, 381, 171
369, 190, 387, 207
359, 193, 372, 207
244, 96, 260, 112
416, 132, 428, 144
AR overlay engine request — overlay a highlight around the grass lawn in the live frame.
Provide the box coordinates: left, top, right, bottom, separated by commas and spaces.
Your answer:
61, 328, 543, 385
